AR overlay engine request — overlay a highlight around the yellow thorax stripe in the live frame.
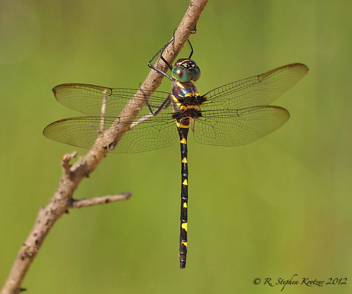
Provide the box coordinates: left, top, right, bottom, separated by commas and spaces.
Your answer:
185, 92, 200, 97
176, 82, 185, 88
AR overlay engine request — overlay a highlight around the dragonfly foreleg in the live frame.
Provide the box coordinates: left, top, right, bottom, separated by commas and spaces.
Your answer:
147, 36, 175, 81
138, 84, 155, 115
129, 94, 172, 130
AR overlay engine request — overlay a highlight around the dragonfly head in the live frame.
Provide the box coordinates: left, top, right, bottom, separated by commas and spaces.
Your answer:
172, 58, 201, 83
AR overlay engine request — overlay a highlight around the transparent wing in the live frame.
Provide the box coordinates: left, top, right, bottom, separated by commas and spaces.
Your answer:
45, 64, 307, 152
115, 113, 178, 153
203, 63, 308, 110
52, 83, 171, 119
193, 106, 290, 146
43, 112, 179, 153
43, 117, 116, 151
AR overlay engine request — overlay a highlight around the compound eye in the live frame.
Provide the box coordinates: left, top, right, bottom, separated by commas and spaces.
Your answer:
172, 66, 192, 83
192, 66, 201, 82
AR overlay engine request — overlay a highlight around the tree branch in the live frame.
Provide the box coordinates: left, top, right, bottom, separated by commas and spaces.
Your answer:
1, 1, 209, 293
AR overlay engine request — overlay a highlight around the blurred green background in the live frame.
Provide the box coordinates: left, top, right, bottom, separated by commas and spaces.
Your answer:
1, 0, 351, 293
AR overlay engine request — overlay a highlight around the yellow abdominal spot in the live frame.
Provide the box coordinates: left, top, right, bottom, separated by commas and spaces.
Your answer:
182, 241, 188, 247
183, 202, 187, 208
182, 157, 188, 163
180, 138, 187, 144
182, 222, 188, 232
183, 179, 188, 186
176, 122, 189, 128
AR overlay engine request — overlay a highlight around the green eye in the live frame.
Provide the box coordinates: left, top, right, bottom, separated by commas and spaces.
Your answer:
172, 66, 192, 83
192, 66, 201, 82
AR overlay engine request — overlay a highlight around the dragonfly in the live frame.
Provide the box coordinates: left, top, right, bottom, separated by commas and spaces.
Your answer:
43, 37, 309, 268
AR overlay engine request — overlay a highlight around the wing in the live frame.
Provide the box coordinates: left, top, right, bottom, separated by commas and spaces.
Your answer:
203, 63, 308, 110
193, 106, 290, 146
43, 112, 179, 153
52, 83, 171, 119
115, 113, 178, 153
43, 117, 115, 151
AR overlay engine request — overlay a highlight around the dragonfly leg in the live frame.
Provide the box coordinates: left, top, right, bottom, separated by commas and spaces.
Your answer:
148, 36, 174, 81
138, 84, 172, 117
138, 84, 155, 114
148, 31, 196, 80
186, 38, 194, 59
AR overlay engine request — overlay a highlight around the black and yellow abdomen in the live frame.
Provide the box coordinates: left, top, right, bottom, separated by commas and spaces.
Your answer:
170, 79, 204, 268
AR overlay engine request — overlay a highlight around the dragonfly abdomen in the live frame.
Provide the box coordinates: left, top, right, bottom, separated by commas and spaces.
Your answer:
178, 126, 189, 269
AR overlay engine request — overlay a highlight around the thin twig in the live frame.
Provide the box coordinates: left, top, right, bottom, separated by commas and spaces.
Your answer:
61, 151, 77, 176
100, 89, 108, 132
130, 113, 154, 130
1, 1, 209, 293
70, 192, 132, 208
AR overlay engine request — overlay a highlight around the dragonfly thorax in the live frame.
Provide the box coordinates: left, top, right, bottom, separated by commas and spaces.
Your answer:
171, 81, 205, 123
171, 58, 201, 83
171, 82, 206, 107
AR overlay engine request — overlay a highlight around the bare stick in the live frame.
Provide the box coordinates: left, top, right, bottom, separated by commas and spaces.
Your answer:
130, 113, 154, 130
1, 1, 209, 293
100, 89, 108, 132
70, 192, 132, 208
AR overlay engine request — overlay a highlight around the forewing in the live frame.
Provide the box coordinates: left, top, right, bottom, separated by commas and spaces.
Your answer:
193, 106, 290, 146
203, 63, 308, 110
52, 83, 171, 119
